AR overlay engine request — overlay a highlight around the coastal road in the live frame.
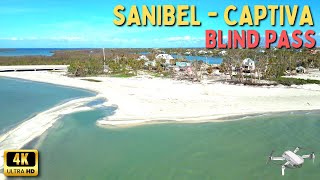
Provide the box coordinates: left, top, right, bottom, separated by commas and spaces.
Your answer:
0, 65, 68, 72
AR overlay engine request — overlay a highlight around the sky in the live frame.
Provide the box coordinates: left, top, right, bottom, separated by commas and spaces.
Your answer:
0, 0, 319, 48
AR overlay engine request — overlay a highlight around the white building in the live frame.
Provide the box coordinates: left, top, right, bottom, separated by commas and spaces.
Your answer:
242, 58, 255, 71
137, 55, 149, 61
154, 49, 165, 54
296, 66, 306, 73
198, 50, 207, 55
156, 54, 174, 64
144, 60, 156, 67
219, 50, 227, 56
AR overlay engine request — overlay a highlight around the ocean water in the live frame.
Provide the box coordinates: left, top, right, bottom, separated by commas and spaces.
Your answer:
0, 49, 224, 65
172, 55, 223, 64
33, 110, 320, 180
0, 49, 55, 56
1, 78, 319, 179
0, 77, 94, 134
0, 48, 86, 57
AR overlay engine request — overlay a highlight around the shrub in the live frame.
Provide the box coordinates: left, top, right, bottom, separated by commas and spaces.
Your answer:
274, 77, 320, 86
68, 59, 103, 77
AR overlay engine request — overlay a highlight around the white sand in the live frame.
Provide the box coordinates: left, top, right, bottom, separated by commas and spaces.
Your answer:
1, 70, 320, 177
0, 96, 99, 173
1, 71, 320, 128
284, 69, 320, 81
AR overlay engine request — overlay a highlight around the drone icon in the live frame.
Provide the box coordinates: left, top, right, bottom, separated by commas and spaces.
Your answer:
266, 147, 315, 176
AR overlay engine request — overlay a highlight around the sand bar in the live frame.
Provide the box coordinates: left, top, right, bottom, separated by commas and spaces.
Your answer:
1, 71, 320, 128
1, 70, 320, 176
0, 96, 100, 171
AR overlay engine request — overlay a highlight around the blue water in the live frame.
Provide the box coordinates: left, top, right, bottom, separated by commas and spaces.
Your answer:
34, 110, 320, 180
1, 77, 320, 179
140, 52, 151, 55
0, 49, 223, 65
0, 77, 95, 134
172, 55, 223, 64
0, 48, 85, 57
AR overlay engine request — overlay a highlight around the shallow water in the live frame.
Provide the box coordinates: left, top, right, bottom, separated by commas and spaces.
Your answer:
0, 77, 94, 134
1, 78, 319, 179
0, 49, 54, 56
0, 48, 85, 57
34, 110, 320, 180
172, 55, 223, 64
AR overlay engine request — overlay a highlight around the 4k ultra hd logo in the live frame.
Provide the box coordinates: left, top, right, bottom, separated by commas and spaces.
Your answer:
4, 150, 39, 177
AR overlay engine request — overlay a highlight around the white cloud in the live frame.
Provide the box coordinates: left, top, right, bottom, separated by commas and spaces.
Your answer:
165, 36, 204, 42
0, 37, 23, 41
153, 38, 160, 42
0, 36, 84, 41
0, 7, 41, 14
49, 36, 83, 41
101, 38, 141, 44
10, 37, 18, 41
166, 36, 190, 41
0, 34, 205, 48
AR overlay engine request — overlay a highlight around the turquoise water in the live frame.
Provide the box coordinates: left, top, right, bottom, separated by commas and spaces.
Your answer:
0, 49, 54, 56
138, 53, 223, 65
0, 77, 94, 133
0, 48, 86, 56
1, 78, 319, 179
34, 110, 320, 180
172, 55, 223, 64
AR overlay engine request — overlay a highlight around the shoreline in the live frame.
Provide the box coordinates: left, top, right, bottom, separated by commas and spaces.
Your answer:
0, 96, 100, 171
0, 76, 97, 95
96, 109, 320, 128
1, 71, 320, 129
1, 70, 320, 175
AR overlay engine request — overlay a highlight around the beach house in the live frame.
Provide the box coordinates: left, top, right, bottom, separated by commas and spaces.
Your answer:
198, 50, 207, 55
144, 60, 156, 67
296, 66, 306, 73
137, 55, 149, 61
219, 50, 227, 56
310, 50, 320, 55
156, 54, 174, 65
184, 51, 191, 55
242, 58, 255, 72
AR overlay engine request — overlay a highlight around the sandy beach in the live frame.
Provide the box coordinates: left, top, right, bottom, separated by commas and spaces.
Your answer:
1, 71, 320, 127
1, 70, 320, 178
0, 96, 99, 172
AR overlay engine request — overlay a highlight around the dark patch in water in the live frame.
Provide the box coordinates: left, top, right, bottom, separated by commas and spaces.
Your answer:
84, 98, 106, 107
